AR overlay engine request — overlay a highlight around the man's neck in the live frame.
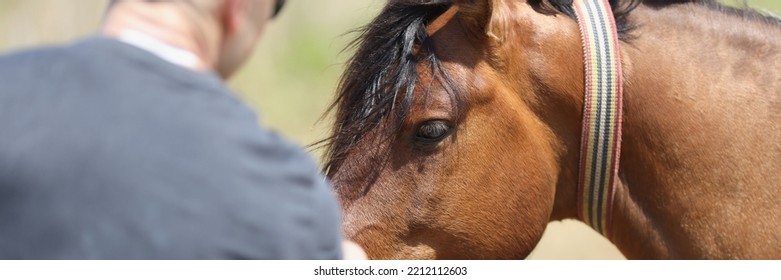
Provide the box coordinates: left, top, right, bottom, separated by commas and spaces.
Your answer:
101, 2, 220, 71
116, 29, 202, 69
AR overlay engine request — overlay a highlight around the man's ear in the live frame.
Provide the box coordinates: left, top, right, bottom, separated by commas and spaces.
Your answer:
221, 0, 248, 36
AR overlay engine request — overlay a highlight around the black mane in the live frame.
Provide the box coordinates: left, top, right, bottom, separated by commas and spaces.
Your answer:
321, 0, 777, 172
532, 0, 642, 40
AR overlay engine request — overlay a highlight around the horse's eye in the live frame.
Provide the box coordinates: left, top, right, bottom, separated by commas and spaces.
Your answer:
414, 120, 453, 143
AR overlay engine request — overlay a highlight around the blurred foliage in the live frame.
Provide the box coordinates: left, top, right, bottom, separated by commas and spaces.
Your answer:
723, 0, 780, 13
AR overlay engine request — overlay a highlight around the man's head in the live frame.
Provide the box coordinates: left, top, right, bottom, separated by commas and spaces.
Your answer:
104, 0, 283, 78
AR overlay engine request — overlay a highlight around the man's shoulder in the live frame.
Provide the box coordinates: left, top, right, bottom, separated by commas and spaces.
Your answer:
0, 43, 69, 77
0, 38, 131, 91
0, 38, 105, 69
0, 37, 226, 92
0, 43, 64, 61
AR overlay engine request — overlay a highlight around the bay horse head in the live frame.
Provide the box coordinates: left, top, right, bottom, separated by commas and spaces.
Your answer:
324, 0, 781, 259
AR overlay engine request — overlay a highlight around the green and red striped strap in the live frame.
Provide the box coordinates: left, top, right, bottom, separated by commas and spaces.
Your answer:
573, 0, 624, 237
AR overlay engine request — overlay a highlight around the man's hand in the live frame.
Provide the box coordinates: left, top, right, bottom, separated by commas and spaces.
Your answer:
342, 240, 368, 260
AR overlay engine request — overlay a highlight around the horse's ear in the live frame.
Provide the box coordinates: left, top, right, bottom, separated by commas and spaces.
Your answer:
454, 0, 493, 33
391, 0, 495, 38
391, 0, 452, 5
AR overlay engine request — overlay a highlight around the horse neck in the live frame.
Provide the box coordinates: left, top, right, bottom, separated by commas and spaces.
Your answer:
609, 3, 781, 259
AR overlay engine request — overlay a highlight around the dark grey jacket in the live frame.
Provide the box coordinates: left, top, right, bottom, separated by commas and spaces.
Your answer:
0, 37, 342, 259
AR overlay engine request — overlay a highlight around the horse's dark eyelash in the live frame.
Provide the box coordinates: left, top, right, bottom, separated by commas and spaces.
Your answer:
419, 123, 444, 135
413, 121, 453, 144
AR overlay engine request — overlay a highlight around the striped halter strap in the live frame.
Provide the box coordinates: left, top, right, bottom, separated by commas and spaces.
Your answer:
573, 0, 624, 237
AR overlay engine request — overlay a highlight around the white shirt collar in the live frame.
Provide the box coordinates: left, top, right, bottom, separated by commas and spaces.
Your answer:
116, 29, 201, 69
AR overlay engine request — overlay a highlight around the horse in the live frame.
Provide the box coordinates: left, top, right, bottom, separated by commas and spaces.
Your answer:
322, 0, 781, 259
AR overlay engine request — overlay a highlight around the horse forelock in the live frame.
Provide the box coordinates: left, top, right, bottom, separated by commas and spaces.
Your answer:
321, 2, 461, 175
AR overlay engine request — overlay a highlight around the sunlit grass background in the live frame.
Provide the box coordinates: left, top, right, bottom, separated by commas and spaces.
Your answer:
0, 0, 777, 259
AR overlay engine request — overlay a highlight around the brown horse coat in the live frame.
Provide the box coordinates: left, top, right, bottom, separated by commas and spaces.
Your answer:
325, 0, 781, 259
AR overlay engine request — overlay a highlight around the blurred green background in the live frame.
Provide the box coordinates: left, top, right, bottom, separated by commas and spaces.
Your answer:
0, 0, 777, 259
